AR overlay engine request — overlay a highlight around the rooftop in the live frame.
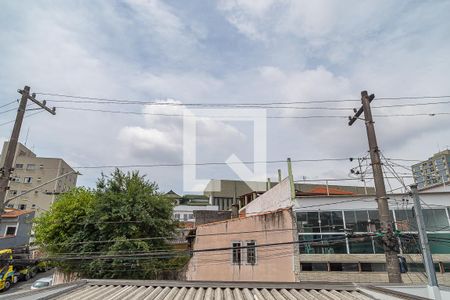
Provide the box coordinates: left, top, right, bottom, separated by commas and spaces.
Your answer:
1, 208, 34, 218
0, 279, 431, 300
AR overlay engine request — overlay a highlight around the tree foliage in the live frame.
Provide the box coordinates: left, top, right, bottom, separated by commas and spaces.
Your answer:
34, 169, 188, 279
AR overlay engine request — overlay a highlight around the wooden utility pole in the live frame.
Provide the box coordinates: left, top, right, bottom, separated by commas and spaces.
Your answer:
349, 90, 402, 283
0, 86, 55, 213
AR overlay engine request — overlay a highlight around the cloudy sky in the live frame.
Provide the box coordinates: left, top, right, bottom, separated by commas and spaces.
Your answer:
0, 0, 449, 194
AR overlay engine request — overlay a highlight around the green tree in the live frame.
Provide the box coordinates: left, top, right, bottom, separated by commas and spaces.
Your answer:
35, 169, 188, 279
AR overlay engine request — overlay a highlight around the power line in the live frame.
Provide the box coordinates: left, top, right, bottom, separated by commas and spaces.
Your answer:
54, 106, 450, 119
35, 92, 450, 105
42, 98, 450, 111
0, 100, 17, 109
56, 106, 349, 119
0, 110, 45, 127
31, 157, 416, 170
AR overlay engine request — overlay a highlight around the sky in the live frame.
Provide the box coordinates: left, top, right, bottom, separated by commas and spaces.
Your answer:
0, 0, 449, 194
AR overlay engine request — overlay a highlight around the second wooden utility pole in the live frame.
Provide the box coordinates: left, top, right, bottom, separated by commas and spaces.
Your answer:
0, 86, 55, 214
348, 90, 402, 283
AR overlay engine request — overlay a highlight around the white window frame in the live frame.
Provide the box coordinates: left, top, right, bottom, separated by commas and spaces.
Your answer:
4, 225, 18, 236
23, 177, 32, 184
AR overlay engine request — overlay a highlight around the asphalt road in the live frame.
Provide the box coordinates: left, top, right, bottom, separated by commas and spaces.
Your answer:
1, 269, 54, 295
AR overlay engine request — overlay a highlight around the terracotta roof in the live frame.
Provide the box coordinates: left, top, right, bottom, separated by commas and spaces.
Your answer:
1, 208, 33, 218
299, 186, 355, 195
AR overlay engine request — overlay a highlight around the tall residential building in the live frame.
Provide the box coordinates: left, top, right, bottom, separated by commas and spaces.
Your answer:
0, 142, 77, 215
412, 149, 450, 190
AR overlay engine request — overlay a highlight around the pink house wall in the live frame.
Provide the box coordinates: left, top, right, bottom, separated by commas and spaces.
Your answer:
186, 208, 299, 282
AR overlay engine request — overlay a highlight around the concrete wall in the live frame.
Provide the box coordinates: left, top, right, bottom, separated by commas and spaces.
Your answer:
186, 208, 298, 282
243, 178, 293, 215
194, 210, 232, 226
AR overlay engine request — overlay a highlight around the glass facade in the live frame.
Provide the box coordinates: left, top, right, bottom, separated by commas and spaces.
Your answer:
296, 208, 450, 255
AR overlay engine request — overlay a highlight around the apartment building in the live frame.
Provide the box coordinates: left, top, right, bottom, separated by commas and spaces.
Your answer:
412, 149, 450, 190
0, 142, 77, 215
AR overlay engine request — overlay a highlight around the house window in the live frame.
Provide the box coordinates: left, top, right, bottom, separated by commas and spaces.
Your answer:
9, 190, 18, 196
174, 214, 180, 220
7, 204, 14, 208
24, 177, 32, 183
246, 240, 256, 265
19, 204, 27, 210
183, 214, 188, 221
5, 226, 17, 236
31, 204, 36, 209
15, 164, 24, 169
26, 164, 36, 170
12, 176, 21, 183
232, 242, 242, 264
188, 214, 194, 220
39, 164, 44, 169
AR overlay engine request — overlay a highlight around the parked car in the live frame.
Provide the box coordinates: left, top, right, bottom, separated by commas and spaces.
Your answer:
30, 277, 53, 290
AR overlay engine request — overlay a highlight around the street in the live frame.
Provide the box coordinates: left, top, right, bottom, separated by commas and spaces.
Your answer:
0, 269, 54, 296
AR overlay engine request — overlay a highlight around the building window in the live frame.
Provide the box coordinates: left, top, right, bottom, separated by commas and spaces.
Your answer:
319, 211, 344, 232
19, 204, 27, 210
360, 263, 386, 272
246, 241, 256, 265
7, 204, 14, 208
9, 190, 18, 196
174, 213, 180, 220
39, 164, 44, 169
423, 209, 449, 231
23, 177, 32, 183
301, 263, 327, 271
232, 242, 242, 264
330, 263, 359, 272
31, 204, 36, 209
5, 226, 17, 236
12, 176, 21, 182
344, 210, 369, 232
183, 214, 188, 221
26, 164, 36, 170
296, 212, 320, 233
15, 164, 24, 169
188, 214, 194, 220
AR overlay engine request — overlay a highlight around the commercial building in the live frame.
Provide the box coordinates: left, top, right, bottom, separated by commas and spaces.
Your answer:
0, 142, 77, 215
0, 208, 35, 249
188, 176, 450, 285
173, 205, 219, 223
412, 149, 450, 190
204, 179, 372, 211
